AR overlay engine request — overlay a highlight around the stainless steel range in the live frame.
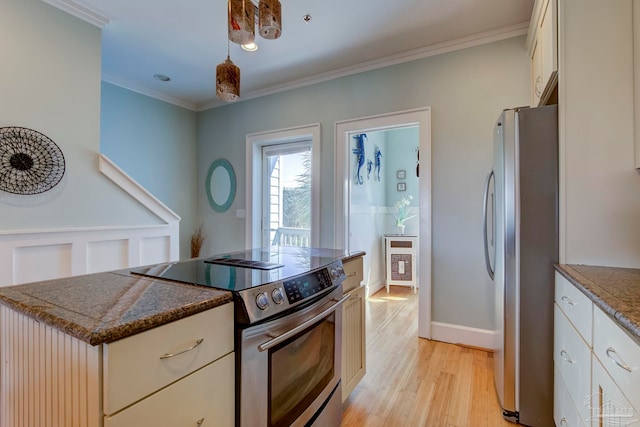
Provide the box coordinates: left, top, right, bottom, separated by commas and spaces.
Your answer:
130, 246, 348, 427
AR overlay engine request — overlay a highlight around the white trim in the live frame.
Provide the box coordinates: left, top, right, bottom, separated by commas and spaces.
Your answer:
100, 23, 528, 111
98, 154, 181, 224
41, 0, 113, 28
431, 321, 497, 351
102, 74, 199, 111
197, 23, 529, 111
334, 108, 432, 339
245, 124, 321, 249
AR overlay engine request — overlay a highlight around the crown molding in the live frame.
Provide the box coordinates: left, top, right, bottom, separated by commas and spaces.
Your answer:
103, 22, 529, 112
102, 73, 199, 111
196, 22, 530, 111
41, 0, 114, 28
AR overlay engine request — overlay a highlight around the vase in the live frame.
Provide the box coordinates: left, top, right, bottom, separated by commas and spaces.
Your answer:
397, 224, 405, 235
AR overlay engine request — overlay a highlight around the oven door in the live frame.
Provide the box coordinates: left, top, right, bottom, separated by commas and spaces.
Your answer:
237, 285, 347, 427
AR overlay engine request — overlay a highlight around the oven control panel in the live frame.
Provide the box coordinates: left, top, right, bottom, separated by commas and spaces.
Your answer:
237, 260, 346, 324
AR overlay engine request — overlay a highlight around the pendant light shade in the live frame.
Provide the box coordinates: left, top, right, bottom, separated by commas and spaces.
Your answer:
216, 56, 240, 102
228, 0, 255, 45
259, 0, 282, 40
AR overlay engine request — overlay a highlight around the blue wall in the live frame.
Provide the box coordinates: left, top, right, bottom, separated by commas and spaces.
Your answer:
100, 82, 198, 259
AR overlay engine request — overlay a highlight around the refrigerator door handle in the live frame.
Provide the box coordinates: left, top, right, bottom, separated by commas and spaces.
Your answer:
483, 169, 495, 280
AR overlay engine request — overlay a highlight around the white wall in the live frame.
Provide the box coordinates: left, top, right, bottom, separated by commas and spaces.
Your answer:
198, 37, 530, 331
559, 0, 640, 266
0, 0, 158, 229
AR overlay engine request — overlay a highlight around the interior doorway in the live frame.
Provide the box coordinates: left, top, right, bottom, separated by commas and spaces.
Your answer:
334, 108, 432, 339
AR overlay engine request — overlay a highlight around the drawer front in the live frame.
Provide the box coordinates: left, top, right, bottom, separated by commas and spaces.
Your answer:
555, 304, 592, 424
593, 306, 640, 410
105, 353, 234, 427
555, 272, 593, 345
554, 364, 586, 427
342, 256, 363, 292
104, 303, 234, 415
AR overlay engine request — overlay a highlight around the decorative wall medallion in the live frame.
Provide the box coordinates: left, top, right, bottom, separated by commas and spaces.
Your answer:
0, 127, 65, 195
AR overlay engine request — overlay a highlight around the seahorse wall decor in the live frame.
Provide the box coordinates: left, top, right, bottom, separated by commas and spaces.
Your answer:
367, 159, 373, 180
352, 133, 367, 185
374, 145, 382, 181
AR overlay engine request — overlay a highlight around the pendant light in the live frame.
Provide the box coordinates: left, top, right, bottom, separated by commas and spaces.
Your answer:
258, 0, 282, 40
216, 42, 240, 102
228, 0, 255, 45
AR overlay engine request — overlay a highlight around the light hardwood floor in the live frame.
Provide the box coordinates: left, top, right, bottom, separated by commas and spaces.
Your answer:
341, 286, 513, 427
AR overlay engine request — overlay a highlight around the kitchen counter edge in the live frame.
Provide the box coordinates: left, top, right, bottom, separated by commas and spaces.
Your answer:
555, 264, 640, 343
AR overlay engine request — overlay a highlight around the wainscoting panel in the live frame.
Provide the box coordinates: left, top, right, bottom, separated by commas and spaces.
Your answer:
139, 235, 171, 266
13, 243, 73, 285
0, 155, 180, 287
87, 239, 129, 273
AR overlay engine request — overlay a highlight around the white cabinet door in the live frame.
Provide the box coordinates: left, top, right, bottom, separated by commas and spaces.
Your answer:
105, 353, 235, 427
342, 284, 366, 402
554, 364, 586, 427
591, 356, 639, 427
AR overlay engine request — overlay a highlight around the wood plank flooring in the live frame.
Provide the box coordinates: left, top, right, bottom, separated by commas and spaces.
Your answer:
341, 287, 513, 427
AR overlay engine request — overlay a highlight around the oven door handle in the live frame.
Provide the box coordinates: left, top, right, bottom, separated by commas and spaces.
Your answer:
258, 293, 351, 352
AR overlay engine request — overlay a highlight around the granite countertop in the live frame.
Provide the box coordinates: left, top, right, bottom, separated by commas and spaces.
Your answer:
342, 250, 366, 264
0, 272, 232, 345
555, 264, 640, 342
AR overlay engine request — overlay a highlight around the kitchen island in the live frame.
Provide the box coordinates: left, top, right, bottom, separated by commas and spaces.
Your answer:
0, 249, 366, 426
554, 264, 640, 426
0, 269, 235, 427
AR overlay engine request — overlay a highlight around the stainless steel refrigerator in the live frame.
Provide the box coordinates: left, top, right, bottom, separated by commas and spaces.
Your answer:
482, 105, 558, 426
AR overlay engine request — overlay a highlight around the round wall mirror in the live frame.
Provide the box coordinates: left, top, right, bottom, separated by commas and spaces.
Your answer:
206, 159, 236, 212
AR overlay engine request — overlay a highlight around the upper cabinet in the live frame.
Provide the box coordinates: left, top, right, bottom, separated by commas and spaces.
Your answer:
527, 0, 558, 107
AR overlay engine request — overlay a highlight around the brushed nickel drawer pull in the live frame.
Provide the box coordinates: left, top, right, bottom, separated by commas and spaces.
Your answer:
347, 272, 357, 278
561, 295, 576, 306
160, 338, 204, 359
606, 347, 633, 372
560, 350, 574, 364
560, 417, 568, 426
196, 418, 205, 426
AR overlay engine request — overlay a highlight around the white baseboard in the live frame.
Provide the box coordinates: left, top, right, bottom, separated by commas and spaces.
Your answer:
430, 321, 497, 351
365, 278, 385, 298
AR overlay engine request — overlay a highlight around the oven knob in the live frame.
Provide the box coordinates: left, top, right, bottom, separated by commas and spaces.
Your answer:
256, 292, 270, 310
271, 288, 284, 305
330, 267, 338, 280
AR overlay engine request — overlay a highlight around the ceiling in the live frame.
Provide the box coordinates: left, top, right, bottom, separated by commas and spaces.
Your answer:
46, 0, 535, 111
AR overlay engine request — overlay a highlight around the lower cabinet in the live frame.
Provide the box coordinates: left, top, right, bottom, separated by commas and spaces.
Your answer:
341, 255, 366, 402
342, 283, 366, 401
105, 353, 234, 427
555, 272, 640, 427
0, 303, 235, 426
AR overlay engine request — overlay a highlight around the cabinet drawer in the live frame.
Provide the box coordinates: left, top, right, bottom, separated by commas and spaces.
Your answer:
105, 353, 234, 427
554, 304, 592, 424
555, 272, 593, 345
342, 256, 363, 292
104, 303, 234, 415
554, 364, 586, 427
593, 306, 640, 410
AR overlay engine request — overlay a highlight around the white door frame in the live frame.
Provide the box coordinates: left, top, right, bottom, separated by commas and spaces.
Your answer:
245, 124, 321, 249
334, 108, 432, 339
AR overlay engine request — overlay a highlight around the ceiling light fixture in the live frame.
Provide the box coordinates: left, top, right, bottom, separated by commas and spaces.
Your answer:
220, 0, 282, 102
216, 41, 240, 102
258, 0, 282, 39
241, 42, 259, 52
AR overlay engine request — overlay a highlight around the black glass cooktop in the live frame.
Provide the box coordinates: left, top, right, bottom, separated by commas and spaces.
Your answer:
128, 246, 347, 292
